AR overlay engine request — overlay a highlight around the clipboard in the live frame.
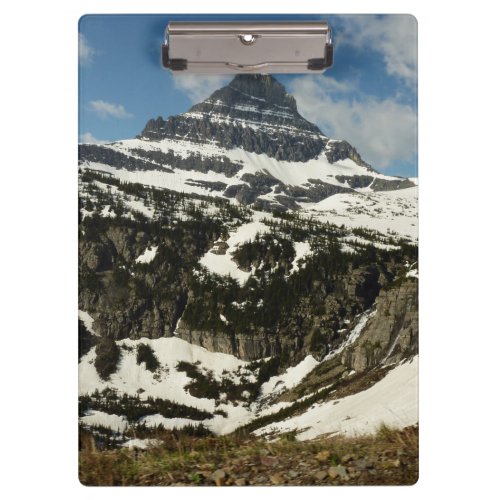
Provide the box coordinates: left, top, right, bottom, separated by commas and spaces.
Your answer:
78, 13, 418, 486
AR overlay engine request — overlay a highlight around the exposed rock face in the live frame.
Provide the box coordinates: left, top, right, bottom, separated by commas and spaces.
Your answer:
341, 279, 418, 371
80, 234, 406, 361
325, 140, 373, 170
79, 227, 149, 271
79, 223, 195, 342
371, 178, 415, 191
175, 324, 293, 361
129, 148, 243, 177
91, 305, 177, 340
79, 240, 113, 272
336, 174, 374, 189
79, 279, 187, 342
224, 171, 284, 205
78, 144, 173, 173
275, 179, 354, 204
280, 277, 418, 401
174, 328, 235, 356
139, 74, 328, 163
235, 332, 285, 360
174, 262, 391, 361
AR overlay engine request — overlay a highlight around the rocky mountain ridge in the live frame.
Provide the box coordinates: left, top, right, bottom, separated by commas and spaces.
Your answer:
140, 74, 327, 163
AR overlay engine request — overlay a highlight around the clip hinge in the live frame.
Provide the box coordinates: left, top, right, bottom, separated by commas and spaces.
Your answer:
162, 21, 334, 74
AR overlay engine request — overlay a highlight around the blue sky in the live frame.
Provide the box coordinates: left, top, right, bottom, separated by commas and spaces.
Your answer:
79, 14, 417, 177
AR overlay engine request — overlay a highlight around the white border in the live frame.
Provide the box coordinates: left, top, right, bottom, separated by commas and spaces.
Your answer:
2, 0, 499, 498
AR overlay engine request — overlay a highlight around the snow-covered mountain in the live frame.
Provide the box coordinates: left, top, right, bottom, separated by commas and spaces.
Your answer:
79, 74, 415, 216
78, 74, 418, 447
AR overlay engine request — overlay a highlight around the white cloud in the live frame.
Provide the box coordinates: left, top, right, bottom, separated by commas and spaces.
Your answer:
289, 75, 417, 170
79, 132, 105, 144
171, 74, 230, 103
89, 100, 132, 119
337, 15, 417, 87
79, 33, 95, 66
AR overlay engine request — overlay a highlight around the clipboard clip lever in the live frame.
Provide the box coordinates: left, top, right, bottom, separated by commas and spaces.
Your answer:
162, 21, 333, 74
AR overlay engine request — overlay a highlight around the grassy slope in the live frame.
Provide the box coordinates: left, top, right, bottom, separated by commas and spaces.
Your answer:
79, 425, 418, 486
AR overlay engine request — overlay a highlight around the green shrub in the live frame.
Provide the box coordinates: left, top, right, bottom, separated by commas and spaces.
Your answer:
79, 390, 212, 422
94, 337, 121, 380
136, 343, 160, 372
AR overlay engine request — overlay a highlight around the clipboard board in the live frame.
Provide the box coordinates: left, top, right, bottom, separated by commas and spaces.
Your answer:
78, 13, 418, 486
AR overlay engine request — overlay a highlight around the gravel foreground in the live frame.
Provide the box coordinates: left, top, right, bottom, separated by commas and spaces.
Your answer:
79, 425, 418, 486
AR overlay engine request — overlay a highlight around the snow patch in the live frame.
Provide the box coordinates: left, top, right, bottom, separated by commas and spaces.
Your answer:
80, 410, 128, 433
260, 355, 319, 397
136, 246, 158, 264
121, 438, 162, 449
254, 356, 418, 440
290, 241, 312, 273
199, 219, 269, 285
406, 268, 418, 279
78, 310, 97, 335
324, 309, 377, 361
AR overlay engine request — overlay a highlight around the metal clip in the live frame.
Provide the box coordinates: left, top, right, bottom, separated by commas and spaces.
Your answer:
162, 21, 333, 74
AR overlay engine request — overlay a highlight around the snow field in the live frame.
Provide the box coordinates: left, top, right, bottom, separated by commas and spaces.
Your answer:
79, 332, 418, 439
254, 356, 418, 440
306, 187, 418, 241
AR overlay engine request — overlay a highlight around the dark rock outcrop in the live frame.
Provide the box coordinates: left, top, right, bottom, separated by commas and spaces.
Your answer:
224, 171, 284, 205
174, 262, 391, 361
78, 144, 174, 172
185, 179, 227, 192
336, 174, 374, 189
342, 279, 418, 371
371, 178, 416, 191
325, 140, 373, 170
139, 75, 328, 163
280, 277, 418, 401
275, 179, 353, 204
129, 148, 243, 177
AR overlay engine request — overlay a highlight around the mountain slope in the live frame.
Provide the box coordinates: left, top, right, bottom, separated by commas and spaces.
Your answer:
78, 74, 418, 447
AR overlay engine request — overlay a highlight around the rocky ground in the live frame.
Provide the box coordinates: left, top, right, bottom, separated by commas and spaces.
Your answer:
79, 425, 418, 486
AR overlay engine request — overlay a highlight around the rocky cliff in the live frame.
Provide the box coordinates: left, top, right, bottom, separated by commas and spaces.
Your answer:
343, 279, 418, 371
139, 75, 327, 163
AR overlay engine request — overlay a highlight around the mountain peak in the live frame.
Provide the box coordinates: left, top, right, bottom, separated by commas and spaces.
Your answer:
222, 74, 298, 112
136, 75, 375, 172
139, 74, 327, 162
188, 73, 301, 119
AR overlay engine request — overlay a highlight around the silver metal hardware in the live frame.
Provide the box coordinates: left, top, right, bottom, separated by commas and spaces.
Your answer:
239, 34, 257, 45
162, 21, 333, 74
